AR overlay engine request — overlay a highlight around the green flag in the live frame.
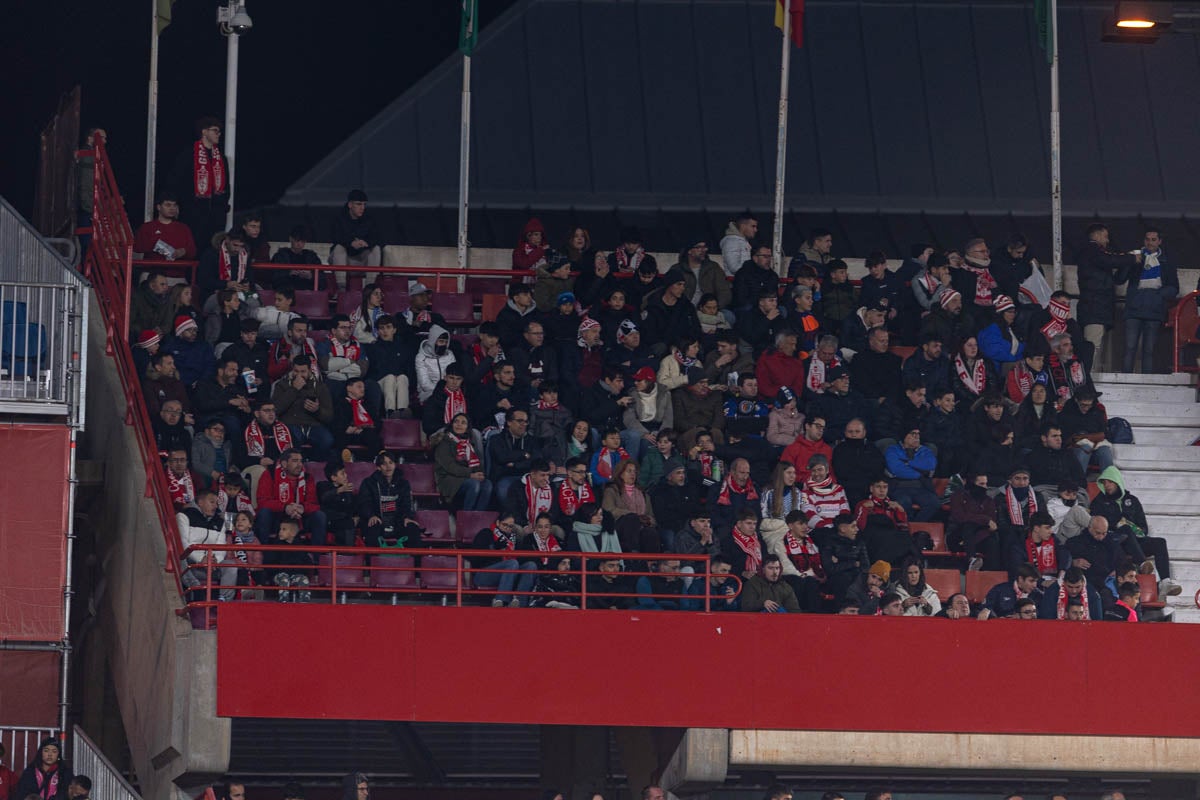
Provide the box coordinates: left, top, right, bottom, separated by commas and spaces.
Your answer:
459, 0, 478, 56
156, 0, 175, 34
1034, 0, 1054, 63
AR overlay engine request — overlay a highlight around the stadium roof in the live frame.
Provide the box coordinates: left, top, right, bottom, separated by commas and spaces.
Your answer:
281, 0, 1200, 219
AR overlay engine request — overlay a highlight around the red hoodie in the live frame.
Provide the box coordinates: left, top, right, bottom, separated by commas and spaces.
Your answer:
512, 218, 547, 269
256, 465, 320, 515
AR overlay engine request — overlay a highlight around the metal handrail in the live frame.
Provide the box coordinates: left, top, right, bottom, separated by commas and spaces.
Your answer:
1168, 290, 1200, 373
72, 725, 141, 800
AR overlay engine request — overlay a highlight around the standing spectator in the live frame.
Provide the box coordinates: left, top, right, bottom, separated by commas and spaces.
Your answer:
256, 450, 327, 544
674, 236, 732, 311
134, 191, 197, 261
822, 514, 869, 602
358, 452, 420, 547
1075, 222, 1141, 369
1123, 226, 1178, 373
792, 228, 833, 278
271, 356, 334, 460
170, 116, 228, 254
330, 190, 382, 268
719, 212, 757, 278
733, 250, 781, 318
832, 418, 886, 506
989, 233, 1038, 302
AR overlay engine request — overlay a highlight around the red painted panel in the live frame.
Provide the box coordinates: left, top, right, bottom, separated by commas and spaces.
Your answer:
0, 425, 69, 640
217, 604, 1200, 737
0, 650, 60, 726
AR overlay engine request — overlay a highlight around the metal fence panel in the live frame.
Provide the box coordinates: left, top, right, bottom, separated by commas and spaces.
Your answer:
72, 726, 141, 800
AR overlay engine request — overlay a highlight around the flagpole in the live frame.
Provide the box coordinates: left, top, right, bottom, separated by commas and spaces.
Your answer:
456, 52, 471, 293
1049, 0, 1062, 291
144, 0, 160, 223
771, 0, 792, 278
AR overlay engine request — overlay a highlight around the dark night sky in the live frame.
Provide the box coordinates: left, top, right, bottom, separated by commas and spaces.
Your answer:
1, 0, 517, 222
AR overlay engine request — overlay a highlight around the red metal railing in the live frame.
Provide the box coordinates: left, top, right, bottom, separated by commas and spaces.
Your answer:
80, 140, 185, 596
1168, 290, 1200, 373
180, 546, 741, 629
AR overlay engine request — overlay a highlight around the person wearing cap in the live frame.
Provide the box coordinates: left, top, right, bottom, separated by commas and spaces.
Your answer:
165, 312, 216, 387
532, 256, 574, 312
395, 281, 446, 335
755, 331, 805, 402
621, 366, 672, 459
919, 286, 974, 349
507, 319, 559, 393
978, 294, 1025, 367
766, 386, 804, 447
673, 236, 731, 312
134, 190, 198, 261
857, 251, 903, 325
542, 291, 582, 350
719, 213, 757, 279
560, 317, 606, 409
900, 330, 951, 398
495, 283, 539, 351
1057, 386, 1114, 473
330, 189, 381, 268
132, 328, 162, 377
732, 245, 780, 316
808, 365, 872, 445
1075, 222, 1142, 369
513, 218, 550, 270
642, 269, 702, 355
606, 318, 654, 383
1023, 289, 1094, 372
607, 226, 656, 275
911, 251, 952, 311
650, 457, 699, 545
169, 116, 229, 255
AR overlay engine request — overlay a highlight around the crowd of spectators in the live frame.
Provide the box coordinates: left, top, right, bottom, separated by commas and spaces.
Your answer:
0, 738, 91, 800
129, 118, 1186, 621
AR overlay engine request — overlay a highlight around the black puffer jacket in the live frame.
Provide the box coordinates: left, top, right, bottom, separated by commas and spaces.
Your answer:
1075, 240, 1138, 328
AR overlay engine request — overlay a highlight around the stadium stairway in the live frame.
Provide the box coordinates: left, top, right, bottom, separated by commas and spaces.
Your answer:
1092, 371, 1200, 623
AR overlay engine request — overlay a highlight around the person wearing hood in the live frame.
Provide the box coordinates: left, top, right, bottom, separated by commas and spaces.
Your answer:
341, 773, 370, 800
719, 213, 756, 278
532, 258, 575, 312
495, 283, 540, 350
642, 270, 702, 356
1123, 227, 1179, 373
415, 324, 457, 403
674, 236, 732, 311
1092, 465, 1178, 595
1045, 479, 1093, 543
17, 738, 72, 800
512, 217, 549, 269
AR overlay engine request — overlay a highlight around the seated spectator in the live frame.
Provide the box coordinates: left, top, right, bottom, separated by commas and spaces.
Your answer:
224, 320, 270, 396
601, 459, 656, 527
1027, 423, 1085, 499
1009, 511, 1066, 585
973, 424, 1019, 489
1105, 580, 1142, 622
786, 285, 822, 354
204, 290, 247, 353
685, 429, 725, 494
606, 319, 655, 382
738, 289, 791, 357
937, 592, 975, 619
950, 335, 1000, 409
509, 320, 559, 394
253, 287, 300, 341
135, 191, 197, 261
504, 459, 555, 528
553, 457, 598, 525
144, 351, 192, 419
348, 283, 387, 344
168, 283, 199, 323
740, 554, 800, 613
1064, 515, 1129, 595
952, 237, 999, 311
921, 289, 975, 356
193, 356, 252, 443
165, 314, 215, 387
799, 334, 844, 401
269, 224, 324, 287
781, 415, 832, 480
809, 366, 872, 445
547, 422, 593, 481
1047, 478, 1093, 544
358, 451, 419, 547
1048, 332, 1093, 403
223, 507, 261, 592
329, 189, 381, 268
892, 557, 941, 616
696, 293, 733, 343
723, 373, 770, 439
470, 514, 536, 608
1005, 343, 1051, 405
723, 508, 766, 580
530, 379, 572, 445
623, 367, 672, 458
585, 555, 633, 610
533, 259, 574, 313
858, 252, 904, 325
884, 428, 940, 522
875, 380, 930, 445
491, 409, 545, 501
702, 331, 755, 398
819, 259, 857, 331
672, 509, 721, 561
831, 418, 886, 506
496, 284, 540, 350
947, 472, 999, 571
176, 489, 236, 600
635, 557, 686, 610
517, 513, 565, 605
153, 399, 194, 466
1023, 290, 1092, 369
911, 251, 952, 311
567, 503, 621, 555
512, 217, 549, 269
708, 458, 760, 533
198, 229, 254, 303
766, 511, 826, 612
839, 301, 887, 356
715, 427, 775, 489
560, 317, 606, 409
396, 283, 447, 336
1058, 387, 1114, 473
590, 428, 631, 488
997, 465, 1043, 552
978, 563, 1042, 619
165, 448, 203, 509
841, 554, 886, 613
642, 270, 701, 356
363, 315, 414, 419
920, 389, 965, 477
607, 226, 655, 275
255, 449, 327, 544
192, 419, 236, 489
800, 455, 850, 531
430, 413, 492, 511
316, 462, 358, 546
267, 316, 319, 380
1092, 466, 1178, 595
1038, 566, 1102, 620
849, 326, 902, 407
543, 292, 583, 352
792, 227, 834, 278
765, 387, 804, 447
854, 476, 910, 536
318, 314, 371, 390
261, 519, 314, 601
756, 331, 805, 400
966, 392, 1009, 451
1012, 382, 1058, 453
638, 429, 677, 489
760, 462, 802, 522
475, 362, 525, 431
682, 554, 740, 611
420, 363, 468, 438
131, 271, 175, 338
416, 325, 457, 403
719, 213, 756, 278
901, 331, 951, 398
657, 336, 703, 394
528, 556, 582, 609
271, 355, 334, 460
978, 294, 1025, 367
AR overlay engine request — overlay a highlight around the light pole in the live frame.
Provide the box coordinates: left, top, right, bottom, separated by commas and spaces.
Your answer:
217, 1, 253, 229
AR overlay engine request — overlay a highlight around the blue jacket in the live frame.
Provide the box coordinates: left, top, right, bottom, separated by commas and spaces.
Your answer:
977, 323, 1025, 364
682, 578, 741, 611
166, 335, 216, 387
635, 575, 684, 610
1125, 248, 1179, 322
885, 444, 936, 480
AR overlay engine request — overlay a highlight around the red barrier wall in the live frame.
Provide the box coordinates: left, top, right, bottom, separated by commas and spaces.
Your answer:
0, 651, 60, 726
0, 424, 69, 641
217, 604, 1200, 737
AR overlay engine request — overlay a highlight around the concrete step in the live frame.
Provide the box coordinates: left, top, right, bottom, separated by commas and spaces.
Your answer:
1108, 488, 1198, 515
1119, 471, 1200, 493
1092, 372, 1195, 386
1099, 402, 1200, 428
1091, 384, 1197, 404
1115, 426, 1200, 445
1146, 514, 1200, 538
1164, 560, 1200, 624
1114, 445, 1200, 464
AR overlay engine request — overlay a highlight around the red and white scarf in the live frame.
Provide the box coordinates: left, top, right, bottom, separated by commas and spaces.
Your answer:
272, 337, 321, 379
717, 475, 758, 506
696, 452, 715, 479
783, 531, 822, 575
271, 466, 307, 505
1041, 296, 1071, 341
806, 355, 840, 394
450, 433, 480, 469
1004, 485, 1038, 525
218, 245, 247, 283
595, 447, 630, 481
491, 521, 516, 550
330, 337, 362, 361
193, 141, 226, 198
1056, 584, 1089, 620
962, 259, 997, 306
167, 468, 195, 507
245, 420, 292, 458
558, 479, 595, 517
217, 486, 255, 516
732, 528, 762, 574
443, 388, 467, 424
531, 532, 562, 565
954, 354, 987, 395
804, 474, 838, 497
916, 270, 940, 298
536, 398, 560, 410
349, 396, 373, 427
524, 476, 554, 522
1011, 363, 1035, 398
1026, 536, 1058, 575
614, 246, 646, 273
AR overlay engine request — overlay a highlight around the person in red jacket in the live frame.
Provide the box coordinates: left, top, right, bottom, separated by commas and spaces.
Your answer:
755, 330, 806, 401
133, 191, 198, 261
0, 742, 18, 800
780, 415, 834, 481
255, 449, 328, 544
512, 218, 549, 269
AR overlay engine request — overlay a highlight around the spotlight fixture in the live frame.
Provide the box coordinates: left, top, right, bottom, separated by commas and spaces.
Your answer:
1102, 1, 1173, 42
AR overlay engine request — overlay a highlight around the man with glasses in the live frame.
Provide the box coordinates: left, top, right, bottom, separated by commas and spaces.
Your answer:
952, 237, 999, 311
553, 457, 596, 526
165, 448, 204, 509
781, 415, 832, 482
169, 116, 229, 256
732, 246, 780, 314
489, 407, 547, 501
507, 320, 558, 394
154, 399, 193, 459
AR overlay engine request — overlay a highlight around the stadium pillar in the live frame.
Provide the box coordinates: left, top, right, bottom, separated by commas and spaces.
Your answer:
770, 0, 793, 277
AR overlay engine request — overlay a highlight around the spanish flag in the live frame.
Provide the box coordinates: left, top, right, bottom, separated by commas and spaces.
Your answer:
775, 0, 804, 47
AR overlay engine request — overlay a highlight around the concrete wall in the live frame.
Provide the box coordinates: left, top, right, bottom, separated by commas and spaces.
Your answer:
78, 295, 229, 800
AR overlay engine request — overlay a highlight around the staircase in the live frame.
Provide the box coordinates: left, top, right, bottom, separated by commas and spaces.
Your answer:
1092, 372, 1200, 622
